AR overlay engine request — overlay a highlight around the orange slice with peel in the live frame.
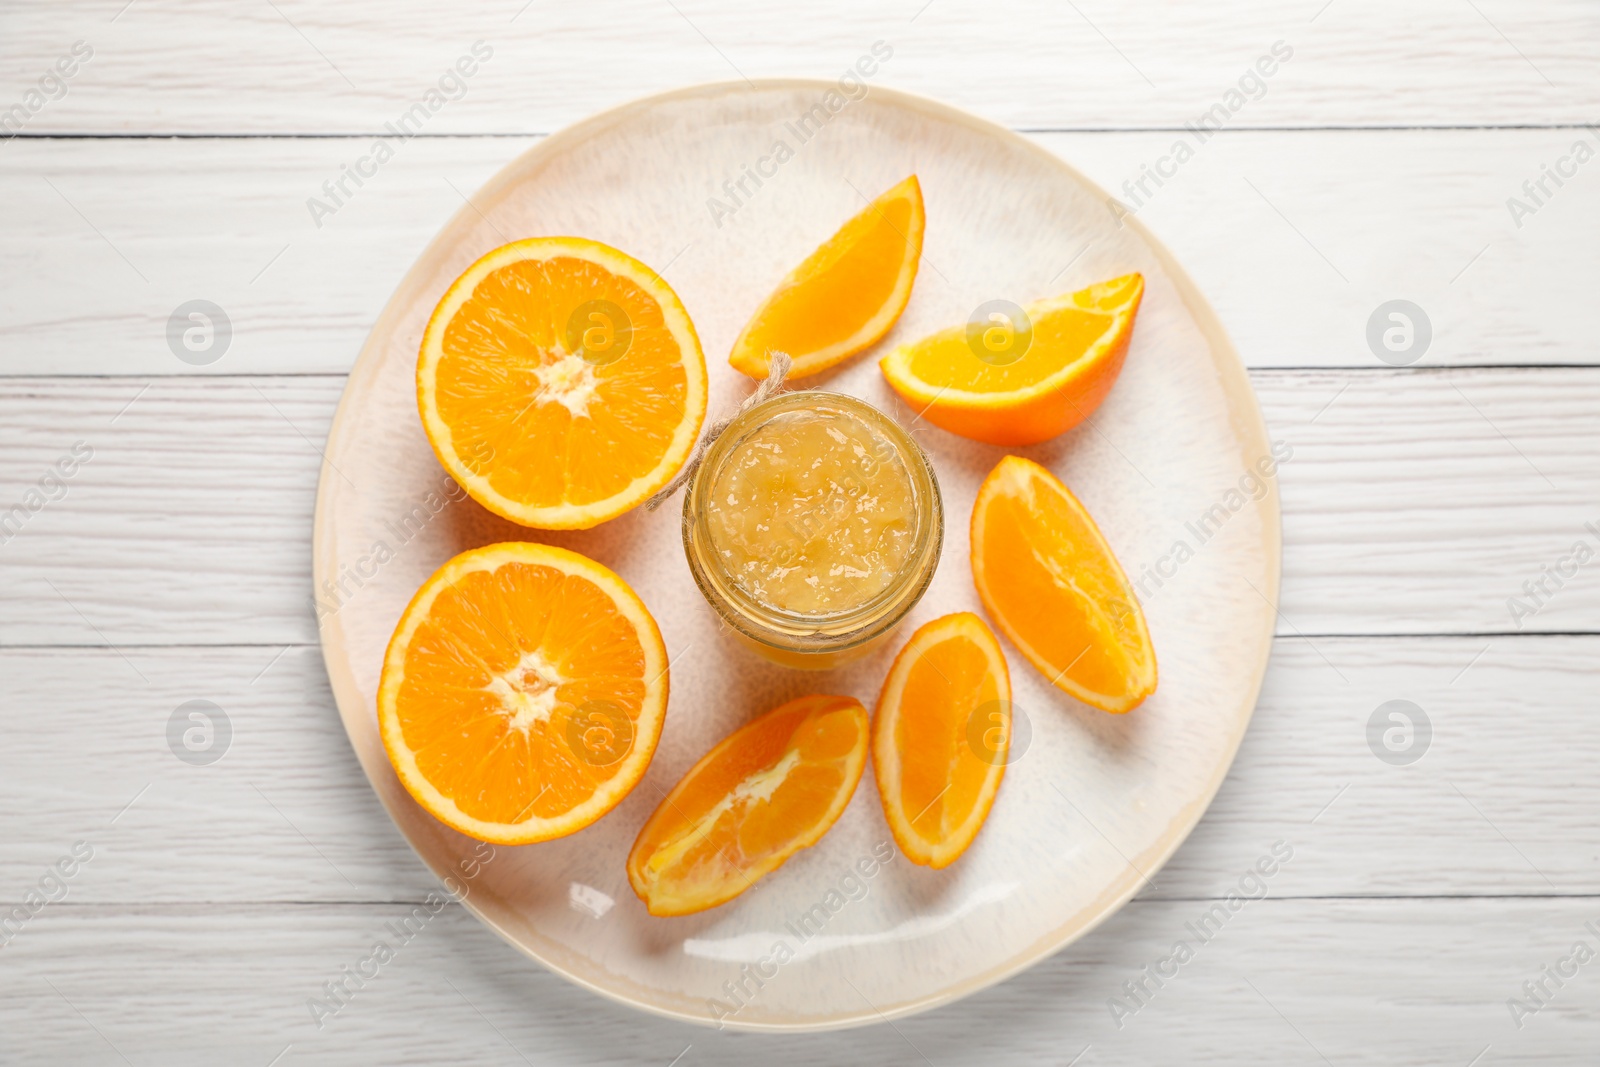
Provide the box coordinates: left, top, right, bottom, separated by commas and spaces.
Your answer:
379, 542, 668, 844
873, 612, 1011, 869
880, 273, 1143, 446
418, 237, 707, 530
729, 176, 924, 381
627, 694, 868, 916
971, 456, 1156, 713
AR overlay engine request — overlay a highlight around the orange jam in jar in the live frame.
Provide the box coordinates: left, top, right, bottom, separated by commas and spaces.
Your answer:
684, 392, 942, 668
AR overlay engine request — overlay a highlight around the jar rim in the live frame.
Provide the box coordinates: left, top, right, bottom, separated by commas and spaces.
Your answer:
682, 390, 943, 651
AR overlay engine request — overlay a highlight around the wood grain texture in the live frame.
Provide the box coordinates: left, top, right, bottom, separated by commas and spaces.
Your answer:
0, 638, 1593, 905
4, 897, 1596, 1063
2, 3, 1597, 1053
3, 129, 1596, 376
2, 369, 1595, 647
3, 0, 1598, 134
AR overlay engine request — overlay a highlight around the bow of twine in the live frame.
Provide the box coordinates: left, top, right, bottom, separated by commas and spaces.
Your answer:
644, 350, 793, 512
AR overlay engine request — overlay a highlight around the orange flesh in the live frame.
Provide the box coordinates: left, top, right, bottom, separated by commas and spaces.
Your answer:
878, 273, 1144, 447
903, 305, 1117, 394
743, 195, 913, 356
873, 612, 1011, 869
972, 457, 1156, 712
731, 176, 923, 379
434, 256, 689, 510
628, 695, 868, 915
393, 561, 648, 824
892, 633, 1004, 845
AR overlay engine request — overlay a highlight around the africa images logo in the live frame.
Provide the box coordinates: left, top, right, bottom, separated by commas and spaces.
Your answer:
704, 41, 894, 228
1108, 40, 1294, 225
305, 41, 494, 229
704, 841, 896, 1028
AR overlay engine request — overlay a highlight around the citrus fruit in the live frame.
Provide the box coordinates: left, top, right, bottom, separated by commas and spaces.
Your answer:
729, 175, 924, 381
418, 237, 708, 530
378, 542, 669, 844
627, 694, 869, 916
970, 456, 1156, 713
872, 612, 1011, 869
879, 272, 1144, 446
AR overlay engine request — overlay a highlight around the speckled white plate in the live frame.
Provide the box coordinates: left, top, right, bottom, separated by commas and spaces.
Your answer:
313, 80, 1280, 1032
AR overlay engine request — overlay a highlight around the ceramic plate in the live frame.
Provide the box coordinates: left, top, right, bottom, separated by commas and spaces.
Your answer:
313, 80, 1280, 1031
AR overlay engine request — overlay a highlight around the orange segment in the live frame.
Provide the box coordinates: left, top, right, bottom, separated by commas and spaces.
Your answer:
418, 237, 708, 529
729, 176, 924, 380
971, 456, 1156, 713
627, 694, 868, 916
872, 612, 1011, 869
879, 273, 1143, 446
378, 542, 669, 844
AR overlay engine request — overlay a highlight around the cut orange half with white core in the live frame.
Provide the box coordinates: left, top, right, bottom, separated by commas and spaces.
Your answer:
418, 237, 708, 530
378, 542, 668, 845
627, 694, 869, 916
971, 456, 1156, 714
873, 612, 1011, 869
880, 273, 1143, 446
729, 175, 924, 381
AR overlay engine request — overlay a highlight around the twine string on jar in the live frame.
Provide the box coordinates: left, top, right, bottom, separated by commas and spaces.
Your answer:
644, 350, 793, 512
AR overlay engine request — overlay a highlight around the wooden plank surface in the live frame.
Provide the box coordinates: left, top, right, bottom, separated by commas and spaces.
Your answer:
4, 0, 1598, 134
4, 1, 1598, 1059
3, 129, 1597, 376
4, 897, 1594, 1064
2, 368, 1595, 647
1, 637, 1593, 904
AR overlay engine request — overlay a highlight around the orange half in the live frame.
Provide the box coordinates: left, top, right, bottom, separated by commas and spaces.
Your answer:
729, 176, 924, 380
378, 542, 668, 844
418, 237, 708, 529
627, 694, 868, 916
880, 273, 1143, 446
872, 612, 1011, 869
971, 456, 1156, 713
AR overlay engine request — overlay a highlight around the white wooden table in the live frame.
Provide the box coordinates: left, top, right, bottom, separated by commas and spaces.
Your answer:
3, 2, 1598, 1063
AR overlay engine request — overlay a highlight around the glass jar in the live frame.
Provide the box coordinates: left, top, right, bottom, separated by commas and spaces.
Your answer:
683, 391, 943, 669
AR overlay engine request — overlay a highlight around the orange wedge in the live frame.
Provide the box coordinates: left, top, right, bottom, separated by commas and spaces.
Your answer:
729, 176, 924, 380
627, 694, 868, 916
880, 273, 1143, 446
971, 456, 1156, 713
873, 612, 1011, 869
418, 237, 707, 530
378, 542, 668, 844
